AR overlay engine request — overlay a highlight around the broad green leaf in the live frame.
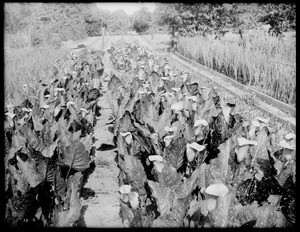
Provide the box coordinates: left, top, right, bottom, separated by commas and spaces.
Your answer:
120, 154, 147, 195
16, 155, 46, 187
147, 180, 174, 216
41, 139, 59, 158
58, 140, 90, 172
164, 137, 186, 170
53, 172, 82, 227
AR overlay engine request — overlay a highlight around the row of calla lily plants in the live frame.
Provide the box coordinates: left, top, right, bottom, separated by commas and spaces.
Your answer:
4, 49, 105, 227
105, 40, 296, 228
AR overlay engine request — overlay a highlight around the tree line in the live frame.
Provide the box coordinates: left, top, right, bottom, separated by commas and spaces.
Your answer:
4, 3, 295, 48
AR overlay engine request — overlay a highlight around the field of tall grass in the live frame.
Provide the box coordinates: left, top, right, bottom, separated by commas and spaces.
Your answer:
5, 47, 69, 105
177, 30, 296, 106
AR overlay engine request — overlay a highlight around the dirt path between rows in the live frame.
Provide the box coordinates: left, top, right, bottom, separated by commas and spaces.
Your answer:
77, 76, 126, 227
73, 35, 160, 228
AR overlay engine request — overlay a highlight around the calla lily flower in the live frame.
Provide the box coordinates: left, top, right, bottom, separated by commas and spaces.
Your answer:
194, 119, 208, 127
201, 183, 229, 212
128, 192, 139, 210
55, 88, 65, 92
205, 183, 229, 197
235, 137, 258, 163
206, 197, 218, 212
279, 140, 295, 150
237, 137, 258, 146
80, 108, 88, 118
119, 185, 139, 209
120, 132, 133, 145
54, 107, 61, 117
67, 101, 76, 108
194, 119, 208, 136
242, 120, 250, 127
161, 92, 175, 105
285, 133, 296, 140
41, 104, 50, 109
22, 108, 32, 113
171, 101, 184, 112
255, 116, 269, 124
181, 72, 189, 82
164, 126, 177, 133
153, 161, 164, 173
248, 119, 261, 137
186, 142, 206, 162
161, 76, 170, 81
5, 112, 16, 119
6, 104, 14, 109
120, 185, 131, 194
142, 83, 150, 89
221, 102, 235, 124
148, 155, 163, 163
171, 87, 181, 92
164, 134, 175, 147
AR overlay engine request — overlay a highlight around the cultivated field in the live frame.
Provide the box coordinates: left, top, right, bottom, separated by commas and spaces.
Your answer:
4, 33, 296, 228
177, 30, 296, 106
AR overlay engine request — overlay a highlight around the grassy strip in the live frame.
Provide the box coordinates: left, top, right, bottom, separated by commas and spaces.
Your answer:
177, 30, 296, 105
5, 47, 69, 104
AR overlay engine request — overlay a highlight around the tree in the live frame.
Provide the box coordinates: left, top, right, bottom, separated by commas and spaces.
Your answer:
108, 10, 130, 35
4, 3, 94, 47
258, 3, 296, 36
132, 7, 152, 34
84, 8, 110, 36
155, 3, 245, 38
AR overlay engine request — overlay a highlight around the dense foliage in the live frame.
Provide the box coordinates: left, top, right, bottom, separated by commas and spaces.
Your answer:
154, 3, 296, 38
105, 41, 295, 227
4, 35, 296, 227
4, 49, 105, 227
4, 3, 131, 48
131, 7, 153, 34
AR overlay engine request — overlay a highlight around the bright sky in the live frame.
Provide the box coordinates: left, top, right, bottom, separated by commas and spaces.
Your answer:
96, 2, 157, 15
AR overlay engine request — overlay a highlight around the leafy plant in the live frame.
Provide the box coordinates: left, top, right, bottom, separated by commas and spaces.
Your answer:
105, 40, 295, 228
4, 48, 104, 227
